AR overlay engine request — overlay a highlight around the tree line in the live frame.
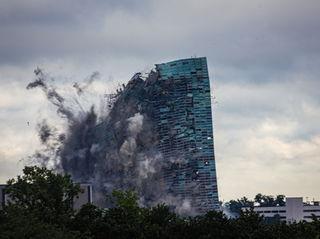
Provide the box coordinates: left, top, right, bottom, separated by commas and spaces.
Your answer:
226, 193, 286, 216
0, 166, 320, 239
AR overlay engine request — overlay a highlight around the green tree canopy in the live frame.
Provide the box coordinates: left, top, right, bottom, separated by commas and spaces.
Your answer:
254, 193, 286, 207
5, 166, 81, 225
1, 167, 320, 239
226, 196, 254, 215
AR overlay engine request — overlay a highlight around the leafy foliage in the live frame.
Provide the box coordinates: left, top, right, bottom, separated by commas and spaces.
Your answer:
226, 196, 254, 215
226, 193, 286, 216
254, 193, 286, 207
1, 166, 320, 238
5, 166, 81, 226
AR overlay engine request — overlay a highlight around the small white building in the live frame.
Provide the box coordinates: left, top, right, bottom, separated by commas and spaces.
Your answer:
243, 197, 320, 223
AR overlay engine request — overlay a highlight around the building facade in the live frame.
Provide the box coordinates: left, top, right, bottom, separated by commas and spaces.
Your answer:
244, 197, 320, 223
154, 57, 219, 213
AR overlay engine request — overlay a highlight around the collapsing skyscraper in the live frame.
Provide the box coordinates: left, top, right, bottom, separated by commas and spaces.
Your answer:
29, 56, 219, 214
153, 57, 219, 213
91, 57, 219, 213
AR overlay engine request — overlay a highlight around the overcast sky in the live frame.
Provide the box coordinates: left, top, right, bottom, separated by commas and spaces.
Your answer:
0, 0, 320, 201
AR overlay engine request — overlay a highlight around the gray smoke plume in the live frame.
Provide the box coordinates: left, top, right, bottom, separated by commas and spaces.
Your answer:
73, 71, 100, 95
27, 68, 198, 214
27, 67, 75, 121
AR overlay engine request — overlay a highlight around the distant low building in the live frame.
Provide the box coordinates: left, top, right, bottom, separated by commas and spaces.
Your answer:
0, 183, 92, 210
73, 183, 93, 210
243, 197, 320, 223
0, 184, 9, 210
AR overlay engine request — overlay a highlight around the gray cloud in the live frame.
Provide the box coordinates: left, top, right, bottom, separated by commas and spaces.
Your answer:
0, 0, 319, 74
0, 0, 320, 201
0, 152, 24, 183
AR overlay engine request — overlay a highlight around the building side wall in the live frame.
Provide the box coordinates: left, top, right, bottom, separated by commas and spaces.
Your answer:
286, 197, 304, 223
302, 205, 320, 222
253, 206, 287, 221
